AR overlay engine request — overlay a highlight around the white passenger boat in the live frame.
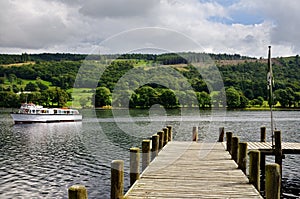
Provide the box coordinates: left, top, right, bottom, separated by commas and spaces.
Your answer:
11, 103, 82, 124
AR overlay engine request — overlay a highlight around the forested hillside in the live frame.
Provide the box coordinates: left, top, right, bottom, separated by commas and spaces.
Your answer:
0, 53, 299, 108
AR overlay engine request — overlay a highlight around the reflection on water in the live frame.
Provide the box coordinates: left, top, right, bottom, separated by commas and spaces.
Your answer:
0, 109, 299, 198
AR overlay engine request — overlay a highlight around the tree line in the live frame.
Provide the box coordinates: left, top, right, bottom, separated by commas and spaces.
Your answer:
0, 53, 299, 109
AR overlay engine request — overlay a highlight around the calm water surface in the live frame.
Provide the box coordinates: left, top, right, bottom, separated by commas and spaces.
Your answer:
0, 108, 299, 198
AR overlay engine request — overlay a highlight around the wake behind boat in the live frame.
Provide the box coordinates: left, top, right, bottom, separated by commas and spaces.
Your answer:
11, 103, 82, 124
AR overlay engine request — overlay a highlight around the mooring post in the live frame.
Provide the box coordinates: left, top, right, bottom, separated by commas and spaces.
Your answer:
260, 152, 266, 192
68, 185, 88, 199
163, 127, 169, 146
274, 130, 283, 176
226, 132, 233, 153
260, 126, 266, 192
218, 127, 225, 142
238, 142, 247, 174
260, 126, 266, 142
142, 140, 151, 172
231, 136, 239, 163
130, 147, 140, 186
167, 125, 172, 141
111, 160, 124, 199
249, 150, 260, 192
265, 163, 281, 199
157, 131, 164, 151
192, 126, 198, 142
151, 134, 159, 160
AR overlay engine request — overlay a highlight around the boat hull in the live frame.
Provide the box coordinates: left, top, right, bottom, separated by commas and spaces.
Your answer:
11, 113, 82, 124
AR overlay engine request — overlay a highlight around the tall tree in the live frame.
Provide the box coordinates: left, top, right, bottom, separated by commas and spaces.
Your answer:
159, 89, 179, 108
93, 87, 112, 107
226, 87, 240, 108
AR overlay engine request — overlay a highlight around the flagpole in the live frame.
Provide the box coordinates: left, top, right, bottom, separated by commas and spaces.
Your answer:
268, 46, 274, 148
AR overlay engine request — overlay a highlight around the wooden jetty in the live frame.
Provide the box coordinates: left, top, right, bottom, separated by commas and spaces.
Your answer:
125, 141, 262, 198
68, 126, 300, 199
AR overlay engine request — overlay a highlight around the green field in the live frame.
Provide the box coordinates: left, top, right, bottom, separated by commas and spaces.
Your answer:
67, 88, 94, 108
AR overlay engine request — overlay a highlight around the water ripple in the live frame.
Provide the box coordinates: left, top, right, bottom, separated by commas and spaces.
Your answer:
0, 110, 299, 198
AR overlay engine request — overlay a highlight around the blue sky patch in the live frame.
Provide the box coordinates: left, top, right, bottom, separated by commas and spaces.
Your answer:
202, 0, 264, 25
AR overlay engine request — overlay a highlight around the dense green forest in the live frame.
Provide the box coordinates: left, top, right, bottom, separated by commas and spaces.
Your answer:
0, 53, 299, 109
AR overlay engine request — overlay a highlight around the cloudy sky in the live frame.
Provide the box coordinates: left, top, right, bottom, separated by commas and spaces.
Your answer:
1, 0, 300, 57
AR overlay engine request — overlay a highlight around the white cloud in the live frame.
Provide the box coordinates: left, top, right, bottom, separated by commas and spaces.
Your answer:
79, 0, 159, 18
0, 0, 299, 57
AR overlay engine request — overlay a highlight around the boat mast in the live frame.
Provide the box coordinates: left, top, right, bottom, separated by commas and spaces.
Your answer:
267, 46, 274, 148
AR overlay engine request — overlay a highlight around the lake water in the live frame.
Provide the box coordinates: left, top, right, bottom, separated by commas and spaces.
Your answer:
0, 108, 299, 198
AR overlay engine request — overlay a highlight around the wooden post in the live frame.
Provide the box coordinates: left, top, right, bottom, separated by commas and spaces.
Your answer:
249, 150, 260, 192
265, 163, 281, 199
260, 152, 266, 192
274, 130, 283, 175
142, 140, 151, 171
163, 128, 168, 146
231, 136, 239, 163
218, 127, 225, 142
167, 125, 172, 141
157, 131, 164, 150
68, 185, 88, 199
192, 126, 198, 142
130, 147, 140, 186
260, 127, 266, 192
111, 160, 124, 199
226, 132, 233, 153
260, 126, 266, 142
151, 134, 159, 160
238, 142, 247, 174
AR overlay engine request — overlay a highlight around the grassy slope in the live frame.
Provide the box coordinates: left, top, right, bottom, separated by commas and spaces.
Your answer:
1, 57, 297, 109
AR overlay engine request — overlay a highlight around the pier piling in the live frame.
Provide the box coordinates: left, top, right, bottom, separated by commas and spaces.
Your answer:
231, 136, 239, 163
142, 140, 151, 171
238, 142, 247, 174
265, 163, 281, 199
111, 160, 124, 199
226, 132, 233, 153
68, 185, 88, 199
151, 134, 159, 160
130, 147, 140, 186
274, 130, 283, 175
157, 131, 164, 151
260, 127, 266, 142
167, 125, 172, 141
218, 127, 225, 142
163, 128, 169, 146
192, 126, 198, 141
260, 126, 266, 192
249, 150, 260, 192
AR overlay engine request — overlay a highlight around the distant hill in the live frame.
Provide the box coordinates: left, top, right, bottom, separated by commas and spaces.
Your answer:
0, 52, 299, 108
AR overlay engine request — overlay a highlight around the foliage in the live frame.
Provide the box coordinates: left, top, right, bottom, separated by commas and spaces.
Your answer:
159, 89, 179, 108
226, 87, 241, 108
0, 52, 300, 109
24, 82, 38, 91
93, 87, 111, 107
0, 91, 19, 107
196, 91, 211, 108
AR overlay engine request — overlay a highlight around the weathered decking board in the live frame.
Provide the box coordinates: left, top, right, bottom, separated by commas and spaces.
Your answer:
247, 142, 300, 154
125, 141, 262, 198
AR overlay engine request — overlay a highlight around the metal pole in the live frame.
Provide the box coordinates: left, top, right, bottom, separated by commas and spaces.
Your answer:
268, 46, 274, 148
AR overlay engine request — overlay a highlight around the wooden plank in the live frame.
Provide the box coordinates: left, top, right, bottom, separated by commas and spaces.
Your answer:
247, 142, 300, 154
125, 141, 262, 198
